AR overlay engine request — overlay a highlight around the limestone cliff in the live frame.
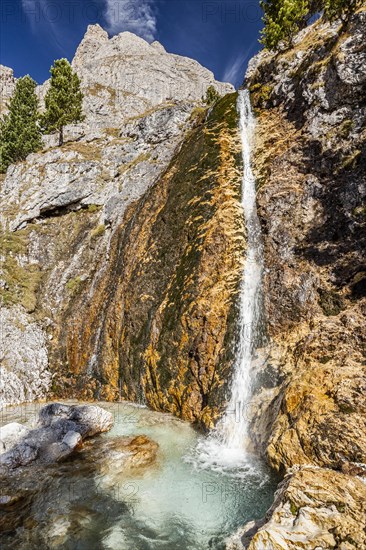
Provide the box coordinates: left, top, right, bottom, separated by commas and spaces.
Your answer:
0, 65, 16, 115
38, 24, 233, 133
0, 25, 240, 429
1, 13, 365, 550
228, 6, 366, 549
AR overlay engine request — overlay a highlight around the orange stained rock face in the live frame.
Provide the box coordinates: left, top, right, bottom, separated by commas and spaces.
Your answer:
53, 93, 245, 428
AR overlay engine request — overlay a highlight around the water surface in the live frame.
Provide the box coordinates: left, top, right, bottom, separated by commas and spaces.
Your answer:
1, 401, 277, 549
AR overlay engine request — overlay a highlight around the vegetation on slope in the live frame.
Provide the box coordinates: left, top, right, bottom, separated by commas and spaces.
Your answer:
260, 0, 364, 49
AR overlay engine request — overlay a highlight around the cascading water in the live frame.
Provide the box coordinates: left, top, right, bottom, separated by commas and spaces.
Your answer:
0, 91, 276, 550
189, 89, 264, 472
219, 89, 264, 450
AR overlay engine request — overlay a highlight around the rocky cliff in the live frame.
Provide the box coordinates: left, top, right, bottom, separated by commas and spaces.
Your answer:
0, 25, 240, 429
38, 24, 233, 135
0, 65, 15, 115
1, 12, 365, 550
228, 6, 366, 549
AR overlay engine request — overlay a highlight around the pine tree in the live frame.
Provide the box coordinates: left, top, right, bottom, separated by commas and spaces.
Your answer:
324, 0, 362, 21
260, 0, 363, 51
0, 75, 42, 173
260, 0, 310, 50
42, 59, 84, 146
203, 85, 221, 106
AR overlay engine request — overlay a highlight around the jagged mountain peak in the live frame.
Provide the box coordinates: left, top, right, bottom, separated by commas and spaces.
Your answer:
151, 41, 166, 53
83, 23, 109, 41
70, 24, 233, 128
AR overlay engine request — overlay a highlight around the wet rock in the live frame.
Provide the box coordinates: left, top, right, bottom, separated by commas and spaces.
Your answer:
233, 7, 366, 548
39, 403, 114, 436
0, 403, 113, 469
242, 5, 366, 465
0, 427, 158, 548
0, 443, 38, 469
62, 430, 82, 448
0, 473, 36, 535
57, 93, 244, 425
81, 434, 158, 482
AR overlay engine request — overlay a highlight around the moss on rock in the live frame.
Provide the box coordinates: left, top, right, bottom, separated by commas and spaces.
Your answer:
59, 92, 245, 427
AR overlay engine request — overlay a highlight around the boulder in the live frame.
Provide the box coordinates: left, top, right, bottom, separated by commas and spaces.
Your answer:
38, 403, 114, 436
0, 403, 113, 470
0, 423, 29, 453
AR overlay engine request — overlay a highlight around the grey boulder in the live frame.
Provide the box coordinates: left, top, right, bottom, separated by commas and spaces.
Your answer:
0, 403, 113, 469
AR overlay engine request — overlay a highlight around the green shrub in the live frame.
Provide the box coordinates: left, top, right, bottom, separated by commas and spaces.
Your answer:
324, 0, 363, 20
203, 86, 221, 107
260, 0, 310, 50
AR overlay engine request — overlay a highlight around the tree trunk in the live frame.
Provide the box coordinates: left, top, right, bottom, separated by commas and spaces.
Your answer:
59, 126, 64, 146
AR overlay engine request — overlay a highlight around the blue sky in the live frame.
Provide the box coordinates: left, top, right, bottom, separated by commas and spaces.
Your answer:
0, 0, 263, 88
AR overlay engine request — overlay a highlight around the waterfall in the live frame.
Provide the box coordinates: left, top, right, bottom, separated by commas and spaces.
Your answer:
189, 89, 264, 471
217, 89, 264, 451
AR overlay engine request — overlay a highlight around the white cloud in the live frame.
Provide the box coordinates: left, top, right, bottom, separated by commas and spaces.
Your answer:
104, 0, 157, 42
222, 53, 245, 87
223, 42, 259, 87
21, 0, 65, 52
21, 0, 46, 30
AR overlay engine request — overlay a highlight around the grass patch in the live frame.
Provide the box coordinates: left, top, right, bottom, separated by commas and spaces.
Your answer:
88, 83, 117, 103
125, 102, 176, 124
189, 105, 207, 125
86, 204, 101, 214
250, 83, 273, 108
340, 149, 361, 171
66, 276, 83, 295
62, 141, 102, 161
118, 152, 151, 175
104, 128, 121, 138
91, 224, 106, 239
0, 230, 41, 312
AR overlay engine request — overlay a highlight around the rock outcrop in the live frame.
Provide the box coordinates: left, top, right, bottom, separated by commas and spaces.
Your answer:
0, 65, 16, 115
0, 403, 113, 469
35, 23, 233, 132
229, 6, 366, 548
71, 24, 233, 128
0, 306, 51, 406
228, 467, 366, 549
248, 4, 366, 475
0, 25, 240, 426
